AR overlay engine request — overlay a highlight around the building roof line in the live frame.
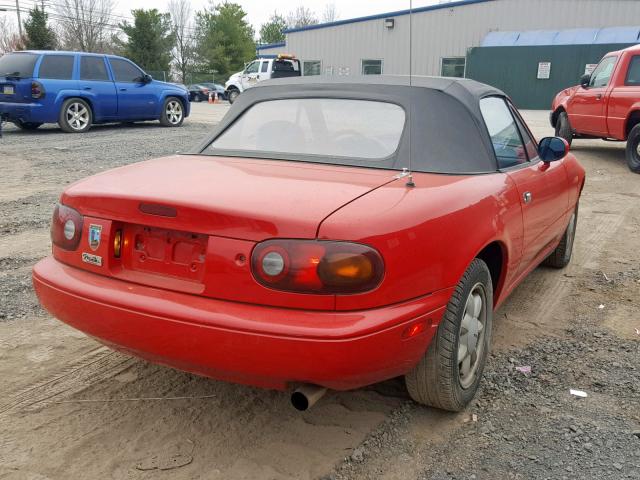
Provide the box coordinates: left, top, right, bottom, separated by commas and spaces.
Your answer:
283, 0, 496, 34
256, 41, 286, 50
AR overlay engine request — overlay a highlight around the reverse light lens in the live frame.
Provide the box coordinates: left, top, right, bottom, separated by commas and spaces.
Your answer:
63, 219, 76, 240
262, 251, 285, 276
252, 240, 384, 294
51, 203, 83, 251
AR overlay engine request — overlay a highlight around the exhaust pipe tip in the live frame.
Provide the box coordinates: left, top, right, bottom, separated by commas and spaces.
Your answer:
291, 384, 327, 411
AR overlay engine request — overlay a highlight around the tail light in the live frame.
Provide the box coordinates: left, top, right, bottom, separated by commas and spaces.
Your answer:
31, 81, 45, 99
51, 204, 83, 251
251, 240, 384, 294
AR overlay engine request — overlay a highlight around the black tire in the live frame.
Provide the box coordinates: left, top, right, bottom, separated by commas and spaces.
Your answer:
625, 124, 640, 173
405, 258, 493, 411
555, 111, 573, 146
228, 89, 239, 104
159, 97, 184, 127
195, 94, 203, 103
58, 98, 92, 133
14, 120, 43, 130
544, 204, 578, 268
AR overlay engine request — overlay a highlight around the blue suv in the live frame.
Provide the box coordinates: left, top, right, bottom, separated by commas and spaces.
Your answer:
0, 50, 190, 133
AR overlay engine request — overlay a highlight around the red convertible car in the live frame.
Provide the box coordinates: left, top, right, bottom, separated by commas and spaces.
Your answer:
33, 77, 584, 411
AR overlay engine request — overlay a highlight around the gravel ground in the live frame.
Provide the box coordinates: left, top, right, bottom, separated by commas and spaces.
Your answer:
0, 106, 639, 480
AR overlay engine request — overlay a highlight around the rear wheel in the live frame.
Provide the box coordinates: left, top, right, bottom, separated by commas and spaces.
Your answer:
228, 89, 239, 104
59, 98, 92, 133
544, 204, 578, 268
625, 124, 640, 173
405, 258, 493, 411
15, 120, 43, 130
160, 97, 184, 127
555, 111, 573, 146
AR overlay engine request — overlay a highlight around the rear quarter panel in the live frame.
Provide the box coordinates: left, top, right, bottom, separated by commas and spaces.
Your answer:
318, 172, 524, 311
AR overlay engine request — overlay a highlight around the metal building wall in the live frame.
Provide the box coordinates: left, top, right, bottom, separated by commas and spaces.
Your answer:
285, 0, 640, 77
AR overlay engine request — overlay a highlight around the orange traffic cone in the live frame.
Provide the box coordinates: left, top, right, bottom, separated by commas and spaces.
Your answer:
213, 92, 218, 103
208, 92, 213, 104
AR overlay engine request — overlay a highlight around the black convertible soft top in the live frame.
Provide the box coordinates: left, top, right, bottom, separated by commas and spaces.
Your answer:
195, 76, 508, 174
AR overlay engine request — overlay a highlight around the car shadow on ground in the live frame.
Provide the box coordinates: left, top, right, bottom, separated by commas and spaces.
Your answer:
1, 121, 171, 136
568, 143, 628, 168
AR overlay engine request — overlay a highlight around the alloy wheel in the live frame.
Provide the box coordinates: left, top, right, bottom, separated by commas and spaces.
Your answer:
458, 283, 487, 389
66, 102, 90, 131
166, 101, 183, 125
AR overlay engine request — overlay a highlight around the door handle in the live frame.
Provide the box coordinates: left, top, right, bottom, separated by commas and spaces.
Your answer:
83, 86, 92, 90
596, 94, 602, 100
523, 192, 532, 204
119, 88, 127, 91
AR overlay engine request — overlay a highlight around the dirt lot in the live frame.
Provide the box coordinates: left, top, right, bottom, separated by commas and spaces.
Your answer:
0, 105, 639, 480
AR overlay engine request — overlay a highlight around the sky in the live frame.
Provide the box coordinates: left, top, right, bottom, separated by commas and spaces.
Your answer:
1, 0, 446, 34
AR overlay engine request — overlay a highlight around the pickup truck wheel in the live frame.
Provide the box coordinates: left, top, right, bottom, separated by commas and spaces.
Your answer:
405, 258, 493, 412
555, 111, 573, 146
543, 204, 578, 268
15, 121, 43, 130
228, 89, 239, 104
59, 98, 92, 133
160, 97, 184, 127
625, 124, 640, 173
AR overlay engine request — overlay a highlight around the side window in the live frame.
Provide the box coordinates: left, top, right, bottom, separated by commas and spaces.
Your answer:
625, 55, 640, 86
80, 56, 109, 81
109, 58, 144, 83
362, 59, 382, 75
589, 56, 617, 88
510, 104, 538, 161
480, 97, 527, 169
260, 61, 269, 73
39, 55, 74, 80
245, 61, 259, 74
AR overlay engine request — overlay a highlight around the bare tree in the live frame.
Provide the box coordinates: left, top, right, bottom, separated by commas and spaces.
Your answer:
168, 0, 194, 83
321, 4, 339, 23
54, 0, 115, 52
0, 16, 23, 54
286, 6, 317, 29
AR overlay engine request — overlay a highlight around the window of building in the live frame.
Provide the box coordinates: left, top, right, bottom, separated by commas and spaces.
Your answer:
625, 55, 640, 86
441, 57, 465, 78
109, 58, 144, 83
80, 56, 109, 81
39, 55, 74, 80
589, 56, 617, 88
303, 61, 322, 76
362, 59, 382, 75
480, 97, 528, 169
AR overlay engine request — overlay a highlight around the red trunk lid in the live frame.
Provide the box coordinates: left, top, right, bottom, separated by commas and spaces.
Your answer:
61, 155, 395, 241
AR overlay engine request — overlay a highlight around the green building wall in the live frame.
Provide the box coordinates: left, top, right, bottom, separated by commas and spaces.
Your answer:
466, 43, 635, 110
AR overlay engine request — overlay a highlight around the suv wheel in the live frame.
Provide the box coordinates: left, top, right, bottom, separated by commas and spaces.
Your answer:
405, 258, 493, 411
59, 98, 92, 133
625, 124, 640, 173
555, 111, 573, 146
160, 97, 184, 127
15, 121, 43, 130
228, 89, 239, 104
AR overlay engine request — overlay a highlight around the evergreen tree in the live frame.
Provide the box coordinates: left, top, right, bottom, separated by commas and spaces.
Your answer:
23, 7, 56, 50
259, 12, 286, 44
117, 9, 175, 73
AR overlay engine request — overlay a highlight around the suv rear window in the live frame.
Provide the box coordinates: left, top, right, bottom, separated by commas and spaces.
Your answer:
0, 53, 38, 78
206, 98, 405, 161
39, 55, 75, 80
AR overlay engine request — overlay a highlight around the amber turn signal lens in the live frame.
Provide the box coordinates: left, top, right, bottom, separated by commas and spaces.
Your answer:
317, 252, 374, 287
113, 230, 122, 258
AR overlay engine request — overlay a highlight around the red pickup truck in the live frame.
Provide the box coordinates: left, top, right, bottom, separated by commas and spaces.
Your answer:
551, 44, 640, 173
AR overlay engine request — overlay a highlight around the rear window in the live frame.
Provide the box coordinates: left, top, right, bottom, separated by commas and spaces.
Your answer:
206, 99, 405, 161
626, 55, 640, 86
39, 55, 75, 80
0, 53, 38, 78
80, 56, 109, 81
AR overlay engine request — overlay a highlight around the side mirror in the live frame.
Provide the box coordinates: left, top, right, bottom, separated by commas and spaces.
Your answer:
580, 73, 591, 88
538, 137, 569, 163
142, 74, 152, 83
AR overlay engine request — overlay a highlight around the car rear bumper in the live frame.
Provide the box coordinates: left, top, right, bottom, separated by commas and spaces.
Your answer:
0, 101, 46, 123
32, 257, 449, 391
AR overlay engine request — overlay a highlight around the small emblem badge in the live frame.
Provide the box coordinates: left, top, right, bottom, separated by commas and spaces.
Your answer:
82, 252, 103, 266
88, 224, 102, 251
